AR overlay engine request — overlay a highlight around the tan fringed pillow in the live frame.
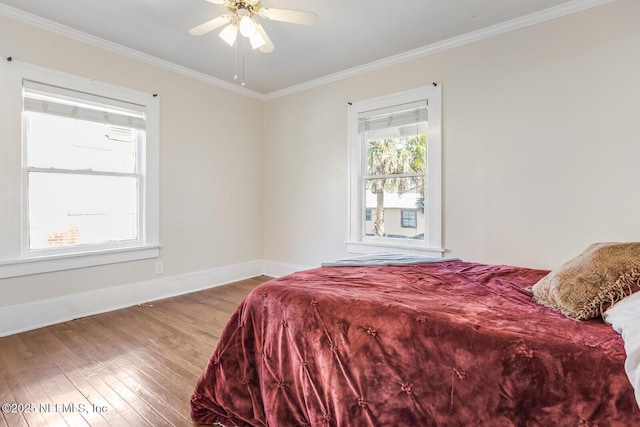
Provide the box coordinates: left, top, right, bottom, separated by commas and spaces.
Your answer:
529, 242, 640, 320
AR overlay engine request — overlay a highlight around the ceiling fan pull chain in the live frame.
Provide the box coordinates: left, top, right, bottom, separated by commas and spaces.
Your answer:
233, 38, 239, 81
241, 37, 246, 88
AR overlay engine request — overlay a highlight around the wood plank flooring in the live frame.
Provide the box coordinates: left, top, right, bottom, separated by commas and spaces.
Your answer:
0, 276, 269, 427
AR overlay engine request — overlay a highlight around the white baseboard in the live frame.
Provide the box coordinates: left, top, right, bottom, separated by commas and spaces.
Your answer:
0, 259, 265, 337
263, 260, 315, 278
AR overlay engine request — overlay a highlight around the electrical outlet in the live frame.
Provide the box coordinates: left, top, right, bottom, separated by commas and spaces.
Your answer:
155, 261, 164, 275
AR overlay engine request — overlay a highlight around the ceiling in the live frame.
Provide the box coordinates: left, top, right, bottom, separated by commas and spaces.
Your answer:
0, 0, 602, 96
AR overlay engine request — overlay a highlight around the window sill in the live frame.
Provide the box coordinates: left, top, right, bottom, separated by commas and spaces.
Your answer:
0, 245, 160, 279
346, 241, 445, 257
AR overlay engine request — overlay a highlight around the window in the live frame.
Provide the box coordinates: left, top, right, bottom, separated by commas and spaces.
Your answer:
401, 210, 418, 229
347, 85, 442, 256
0, 59, 160, 278
23, 81, 144, 251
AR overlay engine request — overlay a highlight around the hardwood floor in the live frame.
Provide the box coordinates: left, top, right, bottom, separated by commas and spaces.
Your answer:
0, 276, 269, 427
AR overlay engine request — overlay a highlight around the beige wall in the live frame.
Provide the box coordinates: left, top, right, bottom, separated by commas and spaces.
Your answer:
263, 0, 640, 269
0, 16, 264, 307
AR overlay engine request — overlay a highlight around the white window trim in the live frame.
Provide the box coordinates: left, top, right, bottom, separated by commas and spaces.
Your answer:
346, 84, 443, 257
0, 58, 160, 279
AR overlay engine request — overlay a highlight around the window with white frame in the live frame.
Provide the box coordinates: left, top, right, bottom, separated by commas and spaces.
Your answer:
347, 85, 443, 256
0, 59, 159, 278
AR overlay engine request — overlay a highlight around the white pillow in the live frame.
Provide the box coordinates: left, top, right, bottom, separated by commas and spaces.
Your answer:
603, 291, 640, 409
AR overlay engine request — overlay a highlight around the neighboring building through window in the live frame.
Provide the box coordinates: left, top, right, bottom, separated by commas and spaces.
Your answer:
347, 85, 442, 256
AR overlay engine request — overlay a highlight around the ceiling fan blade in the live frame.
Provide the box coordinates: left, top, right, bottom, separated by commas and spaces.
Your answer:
204, 0, 226, 4
189, 14, 232, 36
261, 7, 318, 25
254, 22, 275, 53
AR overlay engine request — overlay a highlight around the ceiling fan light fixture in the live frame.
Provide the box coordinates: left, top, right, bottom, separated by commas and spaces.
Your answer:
249, 29, 265, 49
239, 14, 256, 37
219, 23, 239, 46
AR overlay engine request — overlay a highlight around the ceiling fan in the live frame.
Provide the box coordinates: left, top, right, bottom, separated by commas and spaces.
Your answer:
189, 0, 319, 53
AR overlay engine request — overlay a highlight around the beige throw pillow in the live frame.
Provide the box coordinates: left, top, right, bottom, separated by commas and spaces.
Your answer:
529, 242, 640, 320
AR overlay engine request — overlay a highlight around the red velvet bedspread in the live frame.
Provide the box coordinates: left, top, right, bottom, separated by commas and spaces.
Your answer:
190, 261, 640, 426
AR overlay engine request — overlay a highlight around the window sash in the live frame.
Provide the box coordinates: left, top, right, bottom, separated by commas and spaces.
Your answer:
25, 170, 141, 251
23, 110, 142, 174
23, 167, 145, 256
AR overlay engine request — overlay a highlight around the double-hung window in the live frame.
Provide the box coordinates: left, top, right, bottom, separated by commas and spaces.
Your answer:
347, 85, 443, 256
0, 59, 159, 278
23, 81, 145, 251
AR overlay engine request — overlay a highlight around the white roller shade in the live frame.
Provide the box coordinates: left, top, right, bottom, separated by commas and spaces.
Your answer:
358, 100, 427, 134
23, 79, 146, 129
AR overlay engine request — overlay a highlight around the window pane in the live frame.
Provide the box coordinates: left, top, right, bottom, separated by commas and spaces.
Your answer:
364, 177, 425, 240
365, 135, 426, 177
28, 172, 139, 250
25, 112, 137, 173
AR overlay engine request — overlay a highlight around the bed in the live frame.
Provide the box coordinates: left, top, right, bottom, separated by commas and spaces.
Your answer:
191, 248, 640, 426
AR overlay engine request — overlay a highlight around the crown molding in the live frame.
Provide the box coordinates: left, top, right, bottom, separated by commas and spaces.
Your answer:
263, 0, 616, 100
0, 0, 615, 101
0, 3, 265, 100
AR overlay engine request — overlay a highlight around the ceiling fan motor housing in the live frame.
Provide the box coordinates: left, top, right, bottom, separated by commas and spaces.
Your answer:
226, 0, 262, 16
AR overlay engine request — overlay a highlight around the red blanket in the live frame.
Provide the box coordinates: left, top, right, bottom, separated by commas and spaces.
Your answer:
191, 261, 640, 426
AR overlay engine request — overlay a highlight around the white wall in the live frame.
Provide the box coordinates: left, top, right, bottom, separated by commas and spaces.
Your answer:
263, 0, 640, 270
0, 16, 264, 309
